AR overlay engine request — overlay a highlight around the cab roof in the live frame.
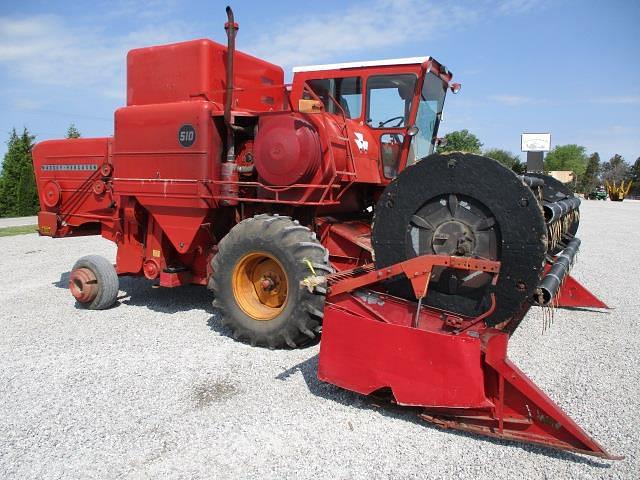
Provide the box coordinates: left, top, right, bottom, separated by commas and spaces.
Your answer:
292, 56, 430, 73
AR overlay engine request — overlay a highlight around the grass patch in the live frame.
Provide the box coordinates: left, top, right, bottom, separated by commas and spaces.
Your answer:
0, 224, 38, 237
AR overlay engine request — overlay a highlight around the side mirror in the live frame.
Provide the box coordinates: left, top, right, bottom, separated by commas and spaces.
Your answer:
298, 99, 323, 113
407, 125, 420, 137
450, 83, 461, 94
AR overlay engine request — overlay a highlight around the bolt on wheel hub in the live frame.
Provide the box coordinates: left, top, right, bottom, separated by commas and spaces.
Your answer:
431, 220, 476, 256
232, 252, 288, 321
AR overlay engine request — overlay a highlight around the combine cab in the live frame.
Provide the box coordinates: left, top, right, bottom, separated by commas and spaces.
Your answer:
32, 7, 618, 458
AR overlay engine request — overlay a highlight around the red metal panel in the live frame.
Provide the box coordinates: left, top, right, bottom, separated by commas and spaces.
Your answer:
147, 205, 207, 254
555, 274, 609, 308
37, 211, 58, 236
318, 256, 620, 458
32, 137, 114, 236
479, 331, 620, 458
113, 100, 218, 254
127, 39, 284, 111
113, 101, 220, 184
318, 305, 492, 408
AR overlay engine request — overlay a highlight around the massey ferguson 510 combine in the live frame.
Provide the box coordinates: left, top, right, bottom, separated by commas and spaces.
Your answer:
33, 7, 619, 459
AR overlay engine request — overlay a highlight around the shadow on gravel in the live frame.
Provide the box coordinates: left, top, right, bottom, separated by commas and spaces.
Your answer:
205, 309, 321, 348
119, 276, 214, 315
206, 309, 235, 340
53, 272, 215, 315
53, 271, 70, 289
277, 353, 612, 468
558, 306, 612, 314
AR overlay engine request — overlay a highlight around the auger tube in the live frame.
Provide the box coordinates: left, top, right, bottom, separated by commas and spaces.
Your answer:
536, 237, 581, 305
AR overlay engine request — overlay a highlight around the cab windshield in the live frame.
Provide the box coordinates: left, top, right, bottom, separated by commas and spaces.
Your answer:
409, 72, 447, 163
366, 74, 417, 128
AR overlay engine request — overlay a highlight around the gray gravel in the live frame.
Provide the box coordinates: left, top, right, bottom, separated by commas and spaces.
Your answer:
0, 216, 37, 228
1, 201, 639, 479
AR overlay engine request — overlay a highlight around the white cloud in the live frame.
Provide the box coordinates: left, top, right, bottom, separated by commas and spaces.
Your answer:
0, 1, 555, 102
0, 11, 196, 100
246, 0, 482, 68
489, 94, 536, 106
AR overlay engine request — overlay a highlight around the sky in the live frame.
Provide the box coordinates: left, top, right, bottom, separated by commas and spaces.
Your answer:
0, 0, 639, 163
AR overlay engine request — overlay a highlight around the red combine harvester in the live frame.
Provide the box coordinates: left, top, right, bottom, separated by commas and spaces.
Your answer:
33, 7, 618, 459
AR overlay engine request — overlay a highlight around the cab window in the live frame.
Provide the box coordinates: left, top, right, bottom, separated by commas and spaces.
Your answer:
305, 77, 362, 119
380, 133, 404, 179
366, 74, 417, 128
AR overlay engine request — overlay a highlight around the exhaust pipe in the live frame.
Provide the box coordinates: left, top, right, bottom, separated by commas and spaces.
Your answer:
223, 6, 238, 130
220, 6, 239, 204
535, 237, 581, 305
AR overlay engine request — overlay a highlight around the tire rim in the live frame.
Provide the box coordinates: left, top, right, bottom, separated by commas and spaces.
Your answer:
69, 267, 98, 303
232, 252, 288, 321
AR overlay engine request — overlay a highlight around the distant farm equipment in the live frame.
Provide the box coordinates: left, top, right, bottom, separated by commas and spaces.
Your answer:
588, 186, 608, 200
605, 180, 632, 202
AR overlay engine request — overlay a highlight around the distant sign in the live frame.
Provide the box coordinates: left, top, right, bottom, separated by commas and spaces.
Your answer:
521, 133, 551, 152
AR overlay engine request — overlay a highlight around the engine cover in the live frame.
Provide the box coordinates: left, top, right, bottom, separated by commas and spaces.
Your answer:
253, 114, 321, 186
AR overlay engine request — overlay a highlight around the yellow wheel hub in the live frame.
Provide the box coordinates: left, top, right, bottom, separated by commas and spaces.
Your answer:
232, 252, 289, 321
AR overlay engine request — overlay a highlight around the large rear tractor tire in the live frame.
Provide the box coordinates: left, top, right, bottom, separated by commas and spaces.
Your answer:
69, 255, 119, 310
209, 214, 331, 348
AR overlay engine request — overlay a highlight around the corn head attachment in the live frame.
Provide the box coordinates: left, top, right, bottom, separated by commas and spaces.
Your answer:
318, 254, 620, 459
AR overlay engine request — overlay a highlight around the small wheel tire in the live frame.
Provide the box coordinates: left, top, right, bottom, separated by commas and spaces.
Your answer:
70, 255, 119, 310
209, 214, 331, 349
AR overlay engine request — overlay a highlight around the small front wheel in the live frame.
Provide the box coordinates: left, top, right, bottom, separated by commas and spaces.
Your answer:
69, 255, 119, 310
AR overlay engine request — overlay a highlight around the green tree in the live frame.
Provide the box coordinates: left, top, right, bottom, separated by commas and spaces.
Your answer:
629, 157, 640, 196
544, 144, 589, 177
578, 152, 601, 195
438, 129, 483, 154
483, 148, 525, 173
16, 162, 39, 215
601, 154, 630, 184
66, 123, 81, 138
0, 128, 37, 217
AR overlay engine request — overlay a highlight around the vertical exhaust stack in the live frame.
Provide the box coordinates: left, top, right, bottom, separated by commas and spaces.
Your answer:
223, 6, 237, 130
221, 5, 239, 205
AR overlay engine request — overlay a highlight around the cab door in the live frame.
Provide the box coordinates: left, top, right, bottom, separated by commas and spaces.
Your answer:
364, 73, 418, 180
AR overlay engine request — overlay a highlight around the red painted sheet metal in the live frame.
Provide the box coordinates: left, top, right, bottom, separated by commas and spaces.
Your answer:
480, 331, 620, 458
147, 205, 207, 254
555, 274, 609, 309
127, 39, 285, 110
318, 304, 492, 408
32, 137, 114, 235
318, 257, 620, 458
113, 101, 221, 185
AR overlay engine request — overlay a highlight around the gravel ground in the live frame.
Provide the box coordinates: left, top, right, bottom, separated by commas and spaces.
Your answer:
0, 216, 37, 228
1, 201, 638, 479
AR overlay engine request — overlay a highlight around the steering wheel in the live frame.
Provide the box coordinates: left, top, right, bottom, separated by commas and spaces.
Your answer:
378, 116, 405, 128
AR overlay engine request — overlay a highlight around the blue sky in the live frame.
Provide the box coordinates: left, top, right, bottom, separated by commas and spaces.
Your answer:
1, 0, 638, 162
